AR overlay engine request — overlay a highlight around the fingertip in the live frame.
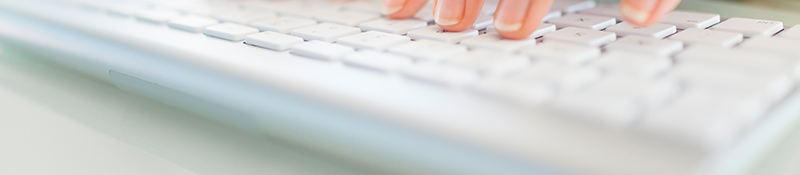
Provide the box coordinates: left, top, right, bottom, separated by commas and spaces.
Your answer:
384, 0, 429, 19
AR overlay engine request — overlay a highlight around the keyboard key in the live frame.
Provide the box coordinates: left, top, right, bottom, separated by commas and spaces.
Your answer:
203, 23, 260, 41
342, 51, 414, 73
547, 14, 616, 30
676, 45, 795, 73
315, 11, 380, 27
510, 62, 602, 91
245, 31, 305, 51
387, 40, 468, 62
522, 41, 601, 65
291, 41, 356, 61
105, 4, 147, 17
667, 63, 794, 103
660, 11, 720, 29
486, 23, 557, 38
444, 50, 531, 76
550, 0, 596, 13
471, 79, 557, 105
471, 15, 494, 29
711, 18, 783, 37
591, 51, 672, 78
542, 27, 616, 46
543, 10, 563, 22
275, 5, 339, 19
667, 28, 743, 48
359, 19, 428, 35
779, 25, 800, 40
605, 35, 683, 57
604, 22, 677, 38
250, 17, 318, 34
401, 64, 480, 88
578, 3, 623, 19
738, 36, 800, 59
551, 77, 681, 127
459, 33, 537, 53
406, 26, 479, 44
291, 23, 362, 42
413, 5, 435, 22
344, 1, 383, 15
336, 31, 411, 51
168, 16, 220, 33
213, 11, 277, 25
135, 10, 181, 24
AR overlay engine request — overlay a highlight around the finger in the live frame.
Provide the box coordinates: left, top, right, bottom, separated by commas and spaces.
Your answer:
433, 0, 485, 31
384, 0, 429, 19
620, 0, 682, 26
493, 0, 554, 39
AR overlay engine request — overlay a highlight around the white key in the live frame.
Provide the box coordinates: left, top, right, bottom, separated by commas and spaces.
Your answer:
168, 16, 220, 33
387, 39, 468, 62
342, 51, 413, 73
552, 77, 681, 127
275, 5, 338, 19
548, 14, 615, 30
406, 26, 479, 44
739, 36, 800, 58
486, 23, 556, 38
245, 31, 305, 51
413, 5, 435, 22
290, 23, 362, 42
543, 10, 563, 22
291, 41, 356, 61
336, 31, 411, 51
668, 28, 743, 48
471, 15, 494, 29
676, 45, 796, 73
711, 18, 783, 37
604, 22, 677, 38
471, 79, 557, 105
661, 11, 720, 29
667, 63, 794, 103
250, 17, 318, 34
542, 27, 616, 46
510, 62, 603, 91
177, 3, 236, 16
204, 23, 260, 41
401, 64, 480, 88
105, 4, 147, 17
605, 35, 683, 57
315, 11, 380, 27
779, 25, 800, 40
445, 50, 531, 76
578, 3, 623, 19
459, 33, 537, 53
551, 0, 596, 13
359, 19, 429, 35
344, 1, 383, 15
591, 51, 672, 78
135, 10, 181, 24
522, 41, 601, 65
213, 11, 277, 25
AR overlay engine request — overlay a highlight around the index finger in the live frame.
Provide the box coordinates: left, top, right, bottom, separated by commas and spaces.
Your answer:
493, 0, 554, 39
384, 0, 430, 19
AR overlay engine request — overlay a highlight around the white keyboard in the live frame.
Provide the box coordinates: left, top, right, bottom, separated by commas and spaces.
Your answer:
49, 0, 800, 150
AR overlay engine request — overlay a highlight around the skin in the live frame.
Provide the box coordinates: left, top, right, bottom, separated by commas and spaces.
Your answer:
384, 0, 684, 39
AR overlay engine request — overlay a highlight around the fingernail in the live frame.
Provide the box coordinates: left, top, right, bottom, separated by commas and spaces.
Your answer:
382, 0, 406, 15
620, 0, 657, 24
434, 0, 465, 26
493, 0, 530, 31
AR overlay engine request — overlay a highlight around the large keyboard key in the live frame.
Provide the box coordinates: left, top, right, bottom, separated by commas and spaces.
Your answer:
578, 3, 623, 19
168, 16, 220, 33
343, 51, 414, 73
510, 62, 602, 91
204, 23, 260, 41
291, 23, 362, 42
542, 27, 616, 46
667, 63, 794, 103
444, 50, 531, 76
315, 11, 380, 27
522, 41, 601, 65
591, 51, 672, 78
486, 23, 557, 38
401, 64, 480, 88
547, 14, 616, 30
779, 25, 800, 40
471, 79, 557, 105
359, 19, 428, 35
604, 22, 677, 38
459, 33, 537, 53
213, 11, 277, 25
387, 40, 468, 62
605, 35, 683, 57
550, 0, 596, 13
738, 36, 800, 58
406, 26, 479, 44
667, 28, 743, 48
676, 45, 795, 73
660, 11, 720, 29
291, 41, 356, 61
250, 17, 318, 34
245, 31, 305, 51
711, 18, 783, 37
336, 31, 411, 51
135, 10, 181, 24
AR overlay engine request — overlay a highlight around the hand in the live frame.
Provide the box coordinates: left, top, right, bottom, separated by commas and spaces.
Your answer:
383, 0, 683, 39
